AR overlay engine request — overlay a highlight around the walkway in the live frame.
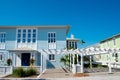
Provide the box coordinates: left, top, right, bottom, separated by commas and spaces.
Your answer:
39, 68, 73, 78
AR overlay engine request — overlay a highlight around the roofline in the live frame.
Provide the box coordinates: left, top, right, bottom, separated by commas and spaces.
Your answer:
0, 25, 70, 34
100, 33, 120, 43
66, 38, 80, 41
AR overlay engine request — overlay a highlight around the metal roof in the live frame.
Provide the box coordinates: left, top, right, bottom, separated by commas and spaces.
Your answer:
100, 33, 120, 43
0, 25, 70, 34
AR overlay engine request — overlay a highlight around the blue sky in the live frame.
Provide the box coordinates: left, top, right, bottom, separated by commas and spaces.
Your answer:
0, 0, 120, 48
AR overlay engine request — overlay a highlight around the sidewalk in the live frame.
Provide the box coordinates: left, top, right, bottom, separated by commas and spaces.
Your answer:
39, 68, 74, 78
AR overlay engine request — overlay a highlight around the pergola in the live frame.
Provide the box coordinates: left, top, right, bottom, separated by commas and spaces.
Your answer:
40, 48, 120, 73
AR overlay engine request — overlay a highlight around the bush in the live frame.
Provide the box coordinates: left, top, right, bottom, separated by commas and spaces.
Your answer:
12, 67, 37, 77
13, 67, 25, 77
25, 68, 37, 76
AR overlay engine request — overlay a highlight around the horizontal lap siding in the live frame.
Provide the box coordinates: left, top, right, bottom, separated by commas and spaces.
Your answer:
37, 28, 66, 49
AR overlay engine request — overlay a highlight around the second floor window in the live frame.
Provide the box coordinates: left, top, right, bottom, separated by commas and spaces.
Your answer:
17, 29, 37, 43
0, 33, 6, 43
48, 32, 56, 43
48, 32, 56, 49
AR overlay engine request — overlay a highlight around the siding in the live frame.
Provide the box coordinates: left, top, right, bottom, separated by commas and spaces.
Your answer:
0, 28, 16, 50
37, 28, 66, 49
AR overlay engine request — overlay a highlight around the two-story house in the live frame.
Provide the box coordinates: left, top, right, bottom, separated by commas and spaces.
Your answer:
0, 26, 79, 70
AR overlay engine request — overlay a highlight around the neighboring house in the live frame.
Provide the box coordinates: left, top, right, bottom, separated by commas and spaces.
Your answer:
0, 26, 79, 69
99, 33, 120, 66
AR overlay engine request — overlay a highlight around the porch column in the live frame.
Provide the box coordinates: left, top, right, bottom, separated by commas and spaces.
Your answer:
81, 53, 83, 73
41, 51, 43, 73
13, 53, 16, 66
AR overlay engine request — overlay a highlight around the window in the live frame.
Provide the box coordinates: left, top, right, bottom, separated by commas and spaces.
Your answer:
49, 54, 55, 61
22, 29, 26, 43
17, 29, 21, 43
48, 32, 56, 49
32, 29, 36, 43
0, 54, 3, 61
0, 33, 6, 43
27, 29, 31, 43
48, 32, 56, 43
17, 29, 37, 43
67, 41, 77, 49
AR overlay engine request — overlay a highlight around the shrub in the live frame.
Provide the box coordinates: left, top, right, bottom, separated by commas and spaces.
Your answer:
25, 68, 37, 76
13, 67, 25, 77
12, 67, 37, 77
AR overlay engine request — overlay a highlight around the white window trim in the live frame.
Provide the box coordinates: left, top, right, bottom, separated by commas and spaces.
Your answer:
16, 28, 37, 44
0, 32, 6, 49
49, 54, 55, 61
47, 32, 56, 49
0, 54, 3, 61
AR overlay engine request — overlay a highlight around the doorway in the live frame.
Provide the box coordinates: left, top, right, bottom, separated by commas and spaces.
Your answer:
21, 53, 30, 66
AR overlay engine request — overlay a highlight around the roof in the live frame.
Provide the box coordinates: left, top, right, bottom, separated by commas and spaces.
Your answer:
0, 25, 70, 34
8, 48, 37, 52
66, 38, 80, 41
100, 33, 120, 43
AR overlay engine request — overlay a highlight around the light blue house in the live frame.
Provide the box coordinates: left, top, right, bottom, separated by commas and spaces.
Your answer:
0, 26, 79, 71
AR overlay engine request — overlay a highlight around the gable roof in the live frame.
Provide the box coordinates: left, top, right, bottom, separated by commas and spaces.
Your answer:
100, 33, 120, 43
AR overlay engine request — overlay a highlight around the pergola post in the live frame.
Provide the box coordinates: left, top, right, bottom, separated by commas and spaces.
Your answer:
90, 55, 92, 69
108, 52, 112, 73
69, 53, 72, 71
77, 53, 78, 64
81, 53, 83, 73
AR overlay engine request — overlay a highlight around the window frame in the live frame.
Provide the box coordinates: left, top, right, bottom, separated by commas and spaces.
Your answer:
17, 28, 37, 43
48, 32, 56, 49
49, 54, 55, 61
0, 54, 3, 61
0, 32, 6, 43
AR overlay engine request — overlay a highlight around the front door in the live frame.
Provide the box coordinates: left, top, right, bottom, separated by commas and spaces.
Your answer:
21, 53, 30, 66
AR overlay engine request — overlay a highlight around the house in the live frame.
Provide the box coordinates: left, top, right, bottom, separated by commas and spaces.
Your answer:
0, 26, 79, 70
87, 33, 120, 68
99, 33, 120, 66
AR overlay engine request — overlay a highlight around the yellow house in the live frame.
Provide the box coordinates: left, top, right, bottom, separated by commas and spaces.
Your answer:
99, 33, 120, 67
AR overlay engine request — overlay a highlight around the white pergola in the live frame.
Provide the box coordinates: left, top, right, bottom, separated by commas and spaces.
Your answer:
40, 48, 120, 73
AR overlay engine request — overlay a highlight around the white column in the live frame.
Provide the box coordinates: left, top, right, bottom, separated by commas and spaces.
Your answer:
90, 56, 92, 69
41, 52, 43, 73
77, 53, 78, 64
73, 54, 75, 65
81, 53, 83, 73
70, 53, 71, 71
14, 53, 16, 66
108, 52, 112, 73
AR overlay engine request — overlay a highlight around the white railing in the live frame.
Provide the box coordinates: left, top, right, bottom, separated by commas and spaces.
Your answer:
0, 66, 12, 74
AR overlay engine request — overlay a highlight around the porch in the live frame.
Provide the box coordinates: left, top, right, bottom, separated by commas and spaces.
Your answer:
8, 48, 41, 67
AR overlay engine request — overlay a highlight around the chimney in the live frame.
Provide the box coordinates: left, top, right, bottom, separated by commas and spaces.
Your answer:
71, 34, 74, 39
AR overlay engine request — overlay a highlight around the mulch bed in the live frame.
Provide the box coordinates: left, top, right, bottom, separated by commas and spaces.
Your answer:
3, 74, 39, 78
73, 73, 89, 77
